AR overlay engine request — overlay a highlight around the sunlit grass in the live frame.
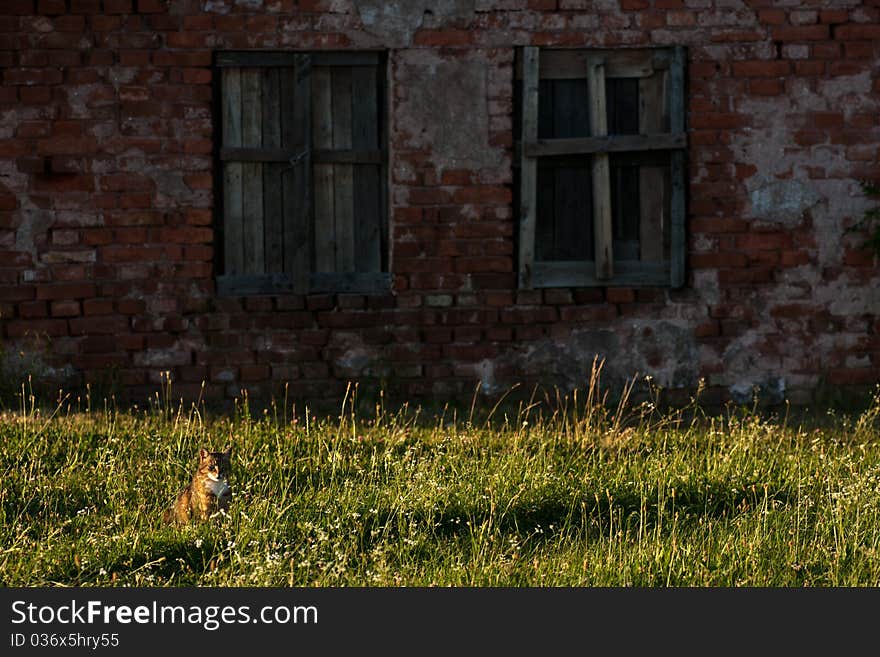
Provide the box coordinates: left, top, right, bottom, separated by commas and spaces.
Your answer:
2, 368, 880, 587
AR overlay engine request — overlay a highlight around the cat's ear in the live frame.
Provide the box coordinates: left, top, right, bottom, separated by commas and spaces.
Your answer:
223, 445, 232, 457
199, 448, 209, 461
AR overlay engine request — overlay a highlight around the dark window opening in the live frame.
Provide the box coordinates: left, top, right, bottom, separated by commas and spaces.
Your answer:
515, 47, 687, 288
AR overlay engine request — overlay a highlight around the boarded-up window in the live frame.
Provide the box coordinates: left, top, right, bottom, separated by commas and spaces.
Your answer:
516, 47, 687, 288
216, 52, 389, 295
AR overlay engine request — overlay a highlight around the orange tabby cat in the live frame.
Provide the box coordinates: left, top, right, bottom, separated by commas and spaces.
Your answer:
163, 447, 232, 524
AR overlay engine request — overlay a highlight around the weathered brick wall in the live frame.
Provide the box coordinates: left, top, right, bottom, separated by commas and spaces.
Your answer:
1, 0, 878, 407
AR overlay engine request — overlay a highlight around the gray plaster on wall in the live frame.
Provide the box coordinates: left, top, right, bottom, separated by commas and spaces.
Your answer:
395, 50, 502, 171
353, 0, 474, 46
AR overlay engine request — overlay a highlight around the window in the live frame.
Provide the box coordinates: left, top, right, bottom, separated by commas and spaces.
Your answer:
215, 52, 389, 295
516, 47, 687, 288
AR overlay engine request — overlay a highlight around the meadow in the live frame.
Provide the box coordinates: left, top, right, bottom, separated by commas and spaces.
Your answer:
3, 370, 880, 587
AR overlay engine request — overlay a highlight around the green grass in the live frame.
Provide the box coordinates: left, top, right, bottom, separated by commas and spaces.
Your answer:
3, 374, 880, 587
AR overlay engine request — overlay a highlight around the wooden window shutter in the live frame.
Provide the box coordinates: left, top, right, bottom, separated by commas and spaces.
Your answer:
669, 45, 686, 289
518, 46, 539, 290
217, 52, 312, 295
309, 54, 388, 294
587, 55, 613, 281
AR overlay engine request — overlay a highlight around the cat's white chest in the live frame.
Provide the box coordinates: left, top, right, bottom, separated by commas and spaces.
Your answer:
204, 476, 230, 498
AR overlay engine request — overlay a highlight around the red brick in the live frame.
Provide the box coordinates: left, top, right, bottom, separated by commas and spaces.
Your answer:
6, 319, 68, 338
810, 112, 844, 128
156, 227, 213, 243
408, 188, 452, 205
667, 10, 696, 26
412, 30, 474, 47
51, 300, 81, 317
182, 68, 212, 85
694, 321, 720, 338
104, 0, 132, 12
749, 79, 783, 96
452, 186, 511, 205
731, 61, 791, 78
828, 368, 880, 386
36, 283, 97, 300
83, 299, 114, 315
771, 25, 830, 41
440, 169, 473, 186
794, 61, 825, 77
100, 173, 155, 192
38, 0, 66, 12
4, 0, 34, 13
136, 0, 167, 13
820, 10, 849, 24
117, 299, 146, 314
829, 61, 866, 76
844, 42, 875, 59
4, 68, 63, 86
19, 301, 48, 318
69, 316, 128, 335
691, 252, 749, 268
757, 9, 786, 25
606, 288, 635, 304
689, 113, 748, 129
834, 25, 880, 40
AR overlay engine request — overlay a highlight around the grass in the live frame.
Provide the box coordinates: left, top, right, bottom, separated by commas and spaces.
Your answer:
3, 367, 880, 587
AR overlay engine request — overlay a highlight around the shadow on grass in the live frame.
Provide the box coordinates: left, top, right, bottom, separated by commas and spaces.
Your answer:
352, 479, 795, 551
42, 534, 224, 585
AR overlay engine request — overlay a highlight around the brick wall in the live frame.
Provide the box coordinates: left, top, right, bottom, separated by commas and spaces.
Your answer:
1, 0, 879, 407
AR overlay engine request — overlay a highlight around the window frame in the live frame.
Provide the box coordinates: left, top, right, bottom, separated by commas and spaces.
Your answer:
213, 51, 391, 296
517, 46, 687, 289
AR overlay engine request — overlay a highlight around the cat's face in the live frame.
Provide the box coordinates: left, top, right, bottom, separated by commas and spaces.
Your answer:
198, 447, 231, 482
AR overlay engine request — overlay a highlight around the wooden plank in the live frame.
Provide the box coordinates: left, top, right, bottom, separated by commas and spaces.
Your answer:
283, 55, 312, 293
242, 161, 265, 274
217, 51, 300, 68
263, 163, 284, 273
216, 51, 381, 70
310, 272, 392, 294
352, 64, 382, 273
639, 68, 668, 134
639, 70, 668, 263
532, 260, 669, 288
223, 164, 244, 275
222, 68, 244, 275
516, 49, 657, 80
312, 66, 335, 273
220, 147, 382, 164
518, 47, 539, 289
332, 67, 355, 273
262, 68, 283, 274
522, 133, 686, 157
377, 52, 389, 273
216, 273, 294, 296
311, 52, 381, 67
262, 68, 281, 149
241, 68, 262, 150
241, 68, 264, 274
669, 45, 687, 288
587, 56, 613, 281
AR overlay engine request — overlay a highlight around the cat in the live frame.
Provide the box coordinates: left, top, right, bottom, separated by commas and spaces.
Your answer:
163, 447, 232, 524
